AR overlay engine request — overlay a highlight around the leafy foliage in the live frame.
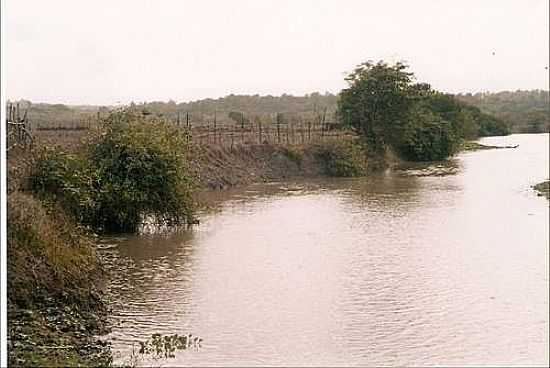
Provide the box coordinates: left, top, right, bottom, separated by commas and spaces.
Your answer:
426, 92, 510, 138
338, 61, 426, 154
29, 148, 98, 225
338, 60, 510, 161
88, 110, 195, 231
29, 110, 196, 232
314, 140, 368, 177
394, 106, 460, 161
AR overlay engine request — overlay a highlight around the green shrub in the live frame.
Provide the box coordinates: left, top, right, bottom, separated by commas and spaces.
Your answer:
314, 140, 367, 177
29, 148, 98, 225
29, 110, 196, 233
281, 146, 303, 166
395, 107, 461, 161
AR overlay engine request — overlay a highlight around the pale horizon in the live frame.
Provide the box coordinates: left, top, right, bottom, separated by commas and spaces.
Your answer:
5, 0, 549, 105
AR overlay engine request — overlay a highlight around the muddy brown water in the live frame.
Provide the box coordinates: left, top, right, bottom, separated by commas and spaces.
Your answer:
100, 134, 549, 366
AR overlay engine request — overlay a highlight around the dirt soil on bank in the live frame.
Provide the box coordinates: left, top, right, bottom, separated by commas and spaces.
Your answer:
191, 144, 324, 190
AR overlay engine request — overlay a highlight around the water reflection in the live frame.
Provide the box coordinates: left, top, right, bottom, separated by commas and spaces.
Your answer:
101, 231, 198, 357
102, 134, 549, 367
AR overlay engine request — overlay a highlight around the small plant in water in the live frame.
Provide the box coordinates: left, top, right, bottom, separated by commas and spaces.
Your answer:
136, 333, 202, 360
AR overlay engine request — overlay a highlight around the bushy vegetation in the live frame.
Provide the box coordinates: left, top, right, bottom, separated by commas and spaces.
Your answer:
281, 146, 304, 166
393, 105, 461, 161
13, 88, 546, 135
314, 140, 368, 177
426, 92, 510, 138
533, 180, 549, 200
29, 110, 196, 232
338, 60, 511, 162
457, 90, 549, 133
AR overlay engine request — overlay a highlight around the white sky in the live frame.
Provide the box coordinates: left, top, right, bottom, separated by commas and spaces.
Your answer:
5, 0, 549, 105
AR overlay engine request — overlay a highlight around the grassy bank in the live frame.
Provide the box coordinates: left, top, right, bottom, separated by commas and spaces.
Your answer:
7, 191, 110, 367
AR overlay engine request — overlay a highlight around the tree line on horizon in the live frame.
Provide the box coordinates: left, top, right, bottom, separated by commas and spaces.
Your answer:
456, 90, 549, 134
8, 88, 548, 134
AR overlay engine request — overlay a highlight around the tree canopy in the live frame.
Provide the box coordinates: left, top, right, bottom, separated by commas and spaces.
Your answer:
337, 60, 510, 161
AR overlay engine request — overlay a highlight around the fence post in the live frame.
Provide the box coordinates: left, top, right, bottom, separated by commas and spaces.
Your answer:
231, 127, 234, 151
241, 114, 245, 144
258, 120, 262, 144
285, 122, 289, 145
187, 114, 191, 145
276, 113, 281, 144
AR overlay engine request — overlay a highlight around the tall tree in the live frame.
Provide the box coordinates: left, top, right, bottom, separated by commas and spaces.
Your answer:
338, 60, 429, 154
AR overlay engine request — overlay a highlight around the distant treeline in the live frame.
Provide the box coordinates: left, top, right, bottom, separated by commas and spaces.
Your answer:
6, 100, 105, 129
8, 89, 548, 133
145, 92, 337, 116
456, 90, 549, 133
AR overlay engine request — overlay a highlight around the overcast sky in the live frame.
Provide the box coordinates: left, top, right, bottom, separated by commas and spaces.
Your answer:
5, 0, 549, 105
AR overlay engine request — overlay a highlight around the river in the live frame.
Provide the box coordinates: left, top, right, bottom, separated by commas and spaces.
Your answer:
100, 133, 549, 366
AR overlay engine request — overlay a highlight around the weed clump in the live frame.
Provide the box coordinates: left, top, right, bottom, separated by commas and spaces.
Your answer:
281, 146, 304, 166
313, 140, 368, 177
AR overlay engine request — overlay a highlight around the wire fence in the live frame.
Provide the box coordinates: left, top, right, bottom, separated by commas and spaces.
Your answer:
10, 109, 358, 150
6, 103, 34, 151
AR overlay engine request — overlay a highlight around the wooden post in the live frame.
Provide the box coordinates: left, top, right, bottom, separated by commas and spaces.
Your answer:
286, 122, 289, 145
258, 120, 262, 144
241, 114, 245, 144
214, 111, 217, 145
321, 107, 327, 139
276, 113, 281, 144
187, 113, 191, 144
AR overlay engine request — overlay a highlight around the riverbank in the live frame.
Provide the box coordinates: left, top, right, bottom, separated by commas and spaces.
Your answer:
103, 133, 550, 367
6, 190, 111, 367
533, 180, 550, 199
460, 141, 519, 152
4, 135, 514, 366
6, 137, 372, 366
191, 140, 379, 190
